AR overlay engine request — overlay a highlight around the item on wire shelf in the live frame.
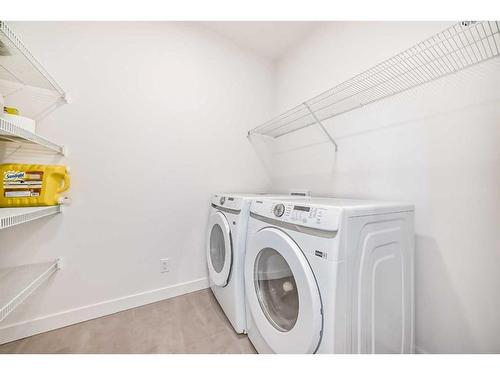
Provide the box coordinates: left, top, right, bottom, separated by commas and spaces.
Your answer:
3, 106, 19, 115
0, 112, 36, 133
0, 164, 71, 207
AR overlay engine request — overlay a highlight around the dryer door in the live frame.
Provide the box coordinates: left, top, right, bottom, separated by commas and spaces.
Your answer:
206, 211, 232, 287
245, 227, 323, 353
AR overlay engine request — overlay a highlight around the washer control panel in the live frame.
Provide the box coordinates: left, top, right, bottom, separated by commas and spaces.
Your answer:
251, 199, 340, 232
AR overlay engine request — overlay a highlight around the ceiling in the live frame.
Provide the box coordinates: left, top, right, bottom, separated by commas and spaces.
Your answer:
201, 21, 321, 60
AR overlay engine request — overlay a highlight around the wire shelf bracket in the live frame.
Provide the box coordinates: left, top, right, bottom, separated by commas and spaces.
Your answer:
0, 259, 61, 323
248, 21, 500, 142
303, 102, 338, 152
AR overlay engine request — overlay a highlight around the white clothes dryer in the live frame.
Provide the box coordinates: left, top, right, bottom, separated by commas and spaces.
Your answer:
244, 197, 415, 353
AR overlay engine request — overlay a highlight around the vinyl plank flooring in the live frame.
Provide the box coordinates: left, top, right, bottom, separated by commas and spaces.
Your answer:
0, 289, 256, 354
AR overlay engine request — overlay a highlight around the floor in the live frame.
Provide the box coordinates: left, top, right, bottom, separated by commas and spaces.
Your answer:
0, 289, 256, 354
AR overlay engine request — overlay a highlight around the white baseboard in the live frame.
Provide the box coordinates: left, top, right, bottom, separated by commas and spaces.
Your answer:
0, 277, 209, 345
415, 345, 430, 354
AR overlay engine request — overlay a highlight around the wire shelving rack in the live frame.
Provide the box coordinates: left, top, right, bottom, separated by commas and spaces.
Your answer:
0, 21, 65, 330
0, 21, 68, 102
0, 206, 62, 230
0, 21, 68, 154
247, 21, 500, 149
0, 260, 61, 323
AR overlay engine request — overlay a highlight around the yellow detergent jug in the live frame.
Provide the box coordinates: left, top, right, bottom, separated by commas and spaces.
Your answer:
0, 164, 70, 207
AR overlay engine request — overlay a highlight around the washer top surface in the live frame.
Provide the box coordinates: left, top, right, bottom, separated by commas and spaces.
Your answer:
256, 196, 413, 212
301, 197, 413, 210
250, 197, 414, 233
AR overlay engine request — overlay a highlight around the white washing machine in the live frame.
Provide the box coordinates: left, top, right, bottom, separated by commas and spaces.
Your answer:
244, 197, 415, 353
206, 193, 309, 334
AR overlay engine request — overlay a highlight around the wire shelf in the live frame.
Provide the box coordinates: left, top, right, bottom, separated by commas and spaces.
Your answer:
0, 206, 62, 230
0, 21, 68, 102
248, 21, 500, 141
0, 260, 60, 323
0, 117, 65, 155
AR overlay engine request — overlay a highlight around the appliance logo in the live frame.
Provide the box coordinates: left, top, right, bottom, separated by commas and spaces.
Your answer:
315, 250, 327, 259
4, 171, 25, 180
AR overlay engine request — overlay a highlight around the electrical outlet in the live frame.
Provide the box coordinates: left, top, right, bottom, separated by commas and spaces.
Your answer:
160, 258, 170, 273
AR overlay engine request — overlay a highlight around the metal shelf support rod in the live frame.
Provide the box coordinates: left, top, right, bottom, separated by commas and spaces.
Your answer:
303, 102, 338, 152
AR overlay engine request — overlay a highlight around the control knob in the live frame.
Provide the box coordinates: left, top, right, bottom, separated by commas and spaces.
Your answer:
273, 203, 285, 217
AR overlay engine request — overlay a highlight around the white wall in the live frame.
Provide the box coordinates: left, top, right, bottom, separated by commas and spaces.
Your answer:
266, 22, 500, 353
0, 22, 274, 343
1, 21, 498, 353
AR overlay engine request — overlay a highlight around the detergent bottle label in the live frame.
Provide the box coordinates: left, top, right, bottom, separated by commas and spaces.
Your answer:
3, 170, 43, 198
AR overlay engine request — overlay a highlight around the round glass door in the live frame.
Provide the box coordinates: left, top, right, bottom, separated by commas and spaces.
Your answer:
206, 211, 232, 287
210, 224, 226, 273
254, 248, 299, 332
245, 227, 323, 353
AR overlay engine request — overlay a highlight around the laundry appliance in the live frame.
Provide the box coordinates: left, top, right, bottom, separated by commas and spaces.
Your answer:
206, 193, 309, 334
244, 197, 415, 353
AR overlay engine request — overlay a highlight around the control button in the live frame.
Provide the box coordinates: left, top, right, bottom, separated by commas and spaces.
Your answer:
273, 204, 285, 217
219, 197, 226, 205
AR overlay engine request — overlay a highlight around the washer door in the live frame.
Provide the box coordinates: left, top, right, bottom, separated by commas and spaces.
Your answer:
206, 211, 232, 287
245, 227, 323, 353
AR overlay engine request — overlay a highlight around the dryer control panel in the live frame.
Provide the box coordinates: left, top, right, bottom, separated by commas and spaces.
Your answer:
251, 199, 340, 232
212, 194, 244, 211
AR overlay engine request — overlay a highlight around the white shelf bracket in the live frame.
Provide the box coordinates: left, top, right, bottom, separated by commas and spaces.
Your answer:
62, 93, 72, 104
303, 102, 338, 152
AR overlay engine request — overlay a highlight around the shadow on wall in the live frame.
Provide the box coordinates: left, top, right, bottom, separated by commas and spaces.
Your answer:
0, 143, 63, 165
247, 133, 275, 176
0, 210, 64, 263
414, 235, 473, 354
250, 96, 499, 184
